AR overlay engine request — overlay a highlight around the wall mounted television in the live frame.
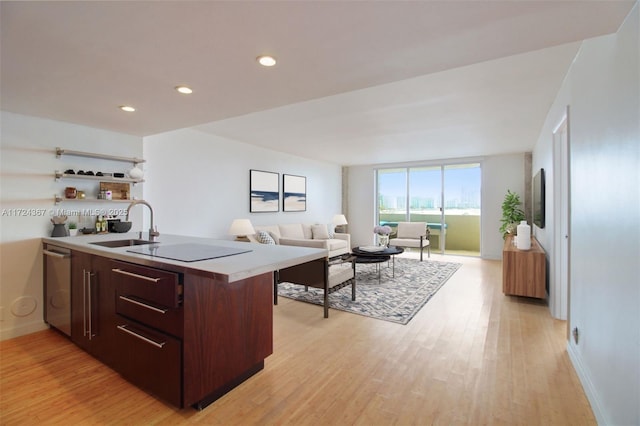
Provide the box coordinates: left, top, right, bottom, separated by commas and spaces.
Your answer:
533, 168, 545, 228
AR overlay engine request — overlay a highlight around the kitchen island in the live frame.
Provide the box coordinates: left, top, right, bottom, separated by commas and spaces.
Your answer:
42, 233, 327, 409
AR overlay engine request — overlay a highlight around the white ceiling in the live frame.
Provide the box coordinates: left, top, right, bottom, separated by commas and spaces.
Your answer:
1, 1, 635, 166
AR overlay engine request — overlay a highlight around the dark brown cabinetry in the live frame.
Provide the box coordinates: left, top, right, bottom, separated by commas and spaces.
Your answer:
67, 249, 274, 409
70, 251, 117, 365
182, 271, 273, 408
115, 316, 182, 406
111, 260, 183, 407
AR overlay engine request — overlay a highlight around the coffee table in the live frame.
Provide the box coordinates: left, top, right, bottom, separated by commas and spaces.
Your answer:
352, 246, 404, 281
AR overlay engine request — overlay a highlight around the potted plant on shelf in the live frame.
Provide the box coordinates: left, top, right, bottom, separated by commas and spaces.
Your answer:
500, 190, 525, 238
68, 222, 78, 236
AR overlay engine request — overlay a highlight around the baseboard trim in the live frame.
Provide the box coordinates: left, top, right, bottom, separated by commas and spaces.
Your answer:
567, 341, 606, 425
0, 321, 48, 341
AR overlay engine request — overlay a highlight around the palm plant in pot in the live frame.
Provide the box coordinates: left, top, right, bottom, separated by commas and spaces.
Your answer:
500, 190, 525, 238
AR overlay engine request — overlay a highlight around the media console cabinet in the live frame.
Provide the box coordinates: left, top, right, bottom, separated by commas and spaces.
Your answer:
502, 235, 547, 299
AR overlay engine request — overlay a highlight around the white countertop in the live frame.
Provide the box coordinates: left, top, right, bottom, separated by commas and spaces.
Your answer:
42, 232, 327, 283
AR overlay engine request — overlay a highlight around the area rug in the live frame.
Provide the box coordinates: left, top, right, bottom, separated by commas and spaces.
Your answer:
277, 258, 462, 324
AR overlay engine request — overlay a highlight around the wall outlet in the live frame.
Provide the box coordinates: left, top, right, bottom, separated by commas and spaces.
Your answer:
572, 327, 579, 344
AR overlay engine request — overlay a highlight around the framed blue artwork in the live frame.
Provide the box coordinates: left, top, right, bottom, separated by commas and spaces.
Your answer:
250, 169, 279, 212
283, 174, 306, 212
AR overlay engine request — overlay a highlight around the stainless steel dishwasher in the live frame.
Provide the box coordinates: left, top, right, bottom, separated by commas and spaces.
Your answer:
43, 243, 71, 336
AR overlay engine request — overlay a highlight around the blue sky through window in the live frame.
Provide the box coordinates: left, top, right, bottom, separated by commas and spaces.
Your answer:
379, 164, 480, 211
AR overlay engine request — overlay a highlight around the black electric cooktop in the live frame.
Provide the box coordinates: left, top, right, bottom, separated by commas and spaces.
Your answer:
127, 243, 252, 262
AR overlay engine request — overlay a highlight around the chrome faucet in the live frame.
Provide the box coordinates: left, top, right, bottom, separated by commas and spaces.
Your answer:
126, 200, 160, 241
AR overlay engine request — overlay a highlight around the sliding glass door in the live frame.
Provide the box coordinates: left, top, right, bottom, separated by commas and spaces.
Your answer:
442, 164, 481, 255
408, 166, 444, 250
378, 168, 408, 218
377, 162, 481, 256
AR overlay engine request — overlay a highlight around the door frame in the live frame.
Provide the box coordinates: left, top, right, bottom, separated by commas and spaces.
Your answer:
375, 163, 482, 256
552, 106, 571, 321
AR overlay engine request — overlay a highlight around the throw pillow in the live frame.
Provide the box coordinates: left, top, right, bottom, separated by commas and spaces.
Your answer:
326, 223, 335, 238
279, 223, 304, 239
311, 224, 330, 240
268, 231, 280, 245
256, 230, 276, 245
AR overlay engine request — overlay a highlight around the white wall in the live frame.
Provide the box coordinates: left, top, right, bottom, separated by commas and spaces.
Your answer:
532, 5, 639, 424
532, 81, 571, 320
346, 153, 525, 259
0, 111, 143, 340
143, 128, 343, 238
481, 153, 526, 259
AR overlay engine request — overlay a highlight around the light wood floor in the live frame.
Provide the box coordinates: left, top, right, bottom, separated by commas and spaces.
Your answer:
0, 254, 595, 425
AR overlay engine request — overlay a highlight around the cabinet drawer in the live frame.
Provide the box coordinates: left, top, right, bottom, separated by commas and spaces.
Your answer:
111, 260, 182, 308
115, 316, 182, 407
116, 294, 183, 338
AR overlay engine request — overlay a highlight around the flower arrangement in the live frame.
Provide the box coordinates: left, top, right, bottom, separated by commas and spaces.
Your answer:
374, 225, 392, 235
374, 225, 392, 247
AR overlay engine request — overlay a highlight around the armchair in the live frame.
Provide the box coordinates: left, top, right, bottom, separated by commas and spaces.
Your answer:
389, 222, 430, 261
275, 257, 356, 318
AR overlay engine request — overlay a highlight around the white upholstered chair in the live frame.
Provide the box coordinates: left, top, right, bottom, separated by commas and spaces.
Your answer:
389, 222, 430, 261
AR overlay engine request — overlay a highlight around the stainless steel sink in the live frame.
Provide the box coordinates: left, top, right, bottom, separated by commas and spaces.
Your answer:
90, 239, 158, 248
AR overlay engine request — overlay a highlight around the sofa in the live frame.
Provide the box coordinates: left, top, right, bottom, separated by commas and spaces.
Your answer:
247, 223, 351, 258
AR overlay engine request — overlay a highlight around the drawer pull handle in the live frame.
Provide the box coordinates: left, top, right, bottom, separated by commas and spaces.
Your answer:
119, 295, 168, 314
43, 249, 70, 258
112, 268, 161, 283
117, 325, 165, 348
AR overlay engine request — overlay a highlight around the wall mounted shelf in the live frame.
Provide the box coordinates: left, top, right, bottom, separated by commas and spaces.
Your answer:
55, 147, 145, 165
54, 196, 135, 205
54, 171, 144, 184
54, 147, 146, 205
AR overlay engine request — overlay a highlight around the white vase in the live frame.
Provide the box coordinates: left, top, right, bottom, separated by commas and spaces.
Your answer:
377, 234, 389, 247
516, 221, 531, 250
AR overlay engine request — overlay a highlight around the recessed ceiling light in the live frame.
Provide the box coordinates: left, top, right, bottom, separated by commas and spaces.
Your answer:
175, 85, 193, 94
119, 105, 136, 112
257, 55, 276, 67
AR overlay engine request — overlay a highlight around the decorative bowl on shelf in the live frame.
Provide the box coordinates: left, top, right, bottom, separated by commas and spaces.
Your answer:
128, 166, 144, 179
64, 187, 77, 199
112, 222, 132, 233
